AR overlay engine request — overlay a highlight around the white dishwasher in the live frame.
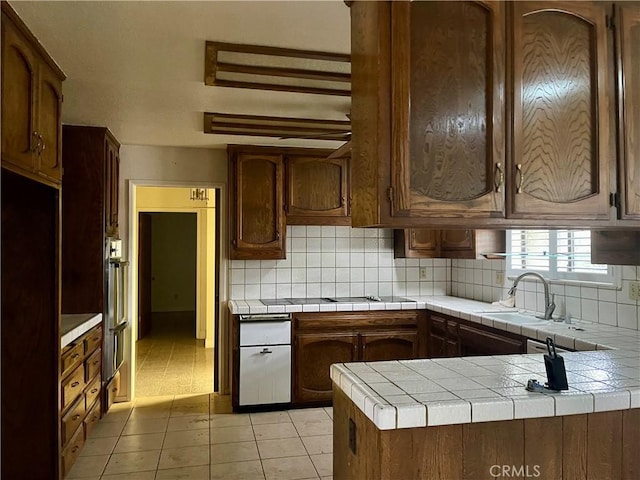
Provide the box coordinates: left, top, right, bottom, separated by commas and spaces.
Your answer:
239, 314, 291, 406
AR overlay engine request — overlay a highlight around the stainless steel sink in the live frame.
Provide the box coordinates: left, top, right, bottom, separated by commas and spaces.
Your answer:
482, 311, 549, 325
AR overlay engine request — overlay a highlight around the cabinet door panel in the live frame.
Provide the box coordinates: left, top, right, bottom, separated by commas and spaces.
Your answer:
360, 331, 418, 362
510, 2, 611, 219
37, 65, 63, 182
394, 228, 439, 258
1, 22, 36, 172
458, 324, 524, 355
294, 333, 357, 404
617, 4, 640, 219
231, 152, 285, 259
391, 0, 505, 217
286, 156, 349, 223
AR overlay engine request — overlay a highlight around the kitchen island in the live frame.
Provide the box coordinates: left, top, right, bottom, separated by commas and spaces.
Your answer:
331, 350, 640, 480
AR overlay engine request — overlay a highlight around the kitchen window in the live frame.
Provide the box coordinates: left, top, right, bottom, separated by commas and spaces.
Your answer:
506, 230, 618, 286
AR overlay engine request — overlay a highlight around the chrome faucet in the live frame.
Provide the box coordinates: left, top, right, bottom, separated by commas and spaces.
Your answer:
507, 272, 556, 320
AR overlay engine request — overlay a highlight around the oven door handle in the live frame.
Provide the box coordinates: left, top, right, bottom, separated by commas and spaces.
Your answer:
110, 321, 129, 333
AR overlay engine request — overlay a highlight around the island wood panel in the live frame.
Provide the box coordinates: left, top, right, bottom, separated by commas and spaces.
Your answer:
622, 409, 640, 479
562, 414, 588, 479
524, 417, 562, 479
333, 386, 382, 480
334, 387, 640, 480
462, 420, 524, 480
587, 411, 623, 480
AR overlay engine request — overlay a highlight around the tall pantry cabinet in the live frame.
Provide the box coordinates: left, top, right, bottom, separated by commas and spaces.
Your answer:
1, 2, 66, 479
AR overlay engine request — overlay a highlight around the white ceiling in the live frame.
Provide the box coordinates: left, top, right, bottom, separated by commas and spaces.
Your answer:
9, 0, 351, 149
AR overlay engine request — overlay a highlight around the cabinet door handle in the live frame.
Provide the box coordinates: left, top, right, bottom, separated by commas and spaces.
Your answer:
516, 164, 524, 194
31, 131, 40, 153
38, 134, 45, 154
71, 353, 80, 360
340, 195, 346, 207
275, 230, 280, 240
71, 381, 80, 388
72, 414, 81, 421
91, 388, 99, 394
494, 163, 504, 193
71, 446, 79, 454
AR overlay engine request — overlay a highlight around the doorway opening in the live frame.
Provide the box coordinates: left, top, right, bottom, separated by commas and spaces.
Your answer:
134, 187, 219, 397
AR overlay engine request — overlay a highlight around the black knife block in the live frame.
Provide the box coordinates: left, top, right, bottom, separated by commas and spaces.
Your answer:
544, 337, 568, 391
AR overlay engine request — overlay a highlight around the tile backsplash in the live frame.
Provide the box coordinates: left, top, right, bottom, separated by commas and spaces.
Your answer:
228, 226, 639, 331
229, 226, 450, 300
451, 260, 640, 330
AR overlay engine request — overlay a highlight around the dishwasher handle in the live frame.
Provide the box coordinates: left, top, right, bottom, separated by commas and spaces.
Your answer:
260, 348, 273, 354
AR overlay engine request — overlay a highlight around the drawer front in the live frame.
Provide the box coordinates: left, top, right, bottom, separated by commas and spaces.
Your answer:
84, 325, 103, 354
62, 424, 85, 478
85, 348, 101, 383
62, 366, 85, 410
61, 395, 86, 445
85, 375, 101, 409
61, 342, 84, 378
84, 397, 101, 439
240, 321, 291, 346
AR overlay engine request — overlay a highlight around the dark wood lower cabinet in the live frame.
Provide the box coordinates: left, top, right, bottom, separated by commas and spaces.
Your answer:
426, 311, 526, 358
360, 331, 418, 361
292, 310, 425, 406
294, 333, 358, 404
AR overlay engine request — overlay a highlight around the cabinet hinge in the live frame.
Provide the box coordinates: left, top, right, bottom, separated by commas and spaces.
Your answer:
609, 192, 620, 209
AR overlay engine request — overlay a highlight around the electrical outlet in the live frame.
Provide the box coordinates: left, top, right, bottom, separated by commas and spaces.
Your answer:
495, 271, 505, 286
630, 281, 640, 301
419, 267, 428, 280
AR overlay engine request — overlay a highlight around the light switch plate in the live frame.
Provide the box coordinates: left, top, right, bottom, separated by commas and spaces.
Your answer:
495, 271, 505, 286
630, 281, 640, 301
419, 267, 428, 280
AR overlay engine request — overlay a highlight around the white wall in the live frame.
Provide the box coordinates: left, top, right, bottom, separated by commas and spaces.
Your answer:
451, 259, 640, 330
119, 145, 230, 398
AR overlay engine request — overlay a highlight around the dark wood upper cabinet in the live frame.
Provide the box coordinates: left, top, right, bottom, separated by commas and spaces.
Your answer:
349, 0, 634, 228
350, 0, 505, 227
285, 155, 350, 225
616, 2, 640, 220
508, 1, 612, 220
1, 3, 65, 186
390, 0, 505, 220
395, 229, 505, 259
229, 147, 286, 260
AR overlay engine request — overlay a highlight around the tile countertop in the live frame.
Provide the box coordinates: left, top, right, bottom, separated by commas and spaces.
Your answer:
323, 296, 640, 430
61, 313, 102, 348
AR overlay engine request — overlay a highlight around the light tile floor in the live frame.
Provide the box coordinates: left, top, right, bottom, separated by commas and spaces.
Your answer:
136, 312, 214, 396
68, 394, 333, 480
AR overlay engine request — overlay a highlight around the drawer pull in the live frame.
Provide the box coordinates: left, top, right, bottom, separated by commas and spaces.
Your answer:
71, 381, 80, 388
72, 414, 81, 421
71, 446, 79, 454
71, 353, 80, 360
260, 348, 273, 354
91, 388, 99, 394
93, 360, 100, 366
